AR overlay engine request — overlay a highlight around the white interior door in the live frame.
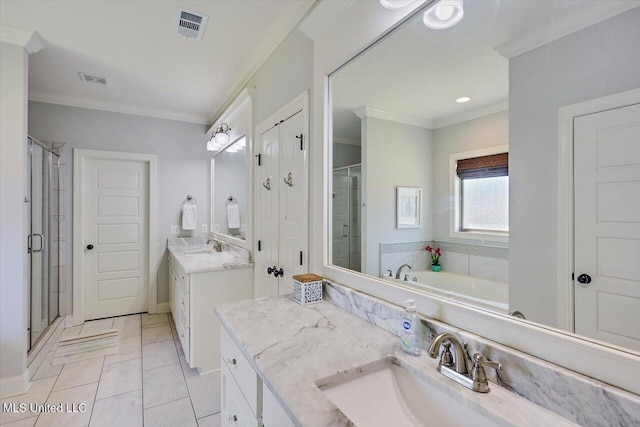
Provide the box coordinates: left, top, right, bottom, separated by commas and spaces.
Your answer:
277, 111, 308, 295
83, 157, 149, 320
254, 126, 280, 298
574, 103, 640, 350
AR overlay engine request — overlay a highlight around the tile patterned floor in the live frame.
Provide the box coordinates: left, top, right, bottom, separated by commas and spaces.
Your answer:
0, 313, 221, 427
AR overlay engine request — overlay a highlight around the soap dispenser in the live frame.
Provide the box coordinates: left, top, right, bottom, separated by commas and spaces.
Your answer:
401, 299, 423, 356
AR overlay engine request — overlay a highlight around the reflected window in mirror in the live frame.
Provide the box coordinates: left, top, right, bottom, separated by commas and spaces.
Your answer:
453, 151, 509, 239
212, 136, 247, 240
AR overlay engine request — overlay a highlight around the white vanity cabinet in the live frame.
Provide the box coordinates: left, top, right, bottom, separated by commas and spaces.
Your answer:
168, 254, 253, 373
220, 327, 294, 427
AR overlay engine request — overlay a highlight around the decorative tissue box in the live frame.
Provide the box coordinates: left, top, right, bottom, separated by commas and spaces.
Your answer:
293, 274, 323, 305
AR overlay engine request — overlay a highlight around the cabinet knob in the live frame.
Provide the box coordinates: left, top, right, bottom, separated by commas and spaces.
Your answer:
227, 358, 237, 367
228, 414, 237, 424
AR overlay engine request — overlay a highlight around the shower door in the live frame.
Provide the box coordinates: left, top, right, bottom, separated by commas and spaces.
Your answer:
332, 165, 362, 272
28, 139, 60, 350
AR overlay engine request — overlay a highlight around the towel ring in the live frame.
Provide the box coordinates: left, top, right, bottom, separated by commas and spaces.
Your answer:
185, 195, 197, 203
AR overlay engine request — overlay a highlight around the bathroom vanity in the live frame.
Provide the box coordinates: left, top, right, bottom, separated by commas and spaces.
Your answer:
168, 237, 253, 373
215, 285, 587, 427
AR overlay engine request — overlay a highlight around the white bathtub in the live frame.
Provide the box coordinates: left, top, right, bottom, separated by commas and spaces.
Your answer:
392, 270, 509, 313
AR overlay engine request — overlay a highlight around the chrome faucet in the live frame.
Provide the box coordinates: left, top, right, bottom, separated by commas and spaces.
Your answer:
206, 238, 222, 252
428, 332, 502, 393
395, 264, 412, 279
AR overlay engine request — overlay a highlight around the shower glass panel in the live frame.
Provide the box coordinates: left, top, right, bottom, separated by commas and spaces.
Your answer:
332, 165, 361, 272
28, 139, 60, 351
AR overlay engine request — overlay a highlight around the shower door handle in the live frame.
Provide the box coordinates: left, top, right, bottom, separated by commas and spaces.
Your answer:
341, 225, 349, 237
32, 234, 44, 253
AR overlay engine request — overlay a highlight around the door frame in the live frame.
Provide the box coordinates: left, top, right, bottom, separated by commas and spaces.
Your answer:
254, 90, 310, 296
72, 148, 158, 325
556, 88, 640, 332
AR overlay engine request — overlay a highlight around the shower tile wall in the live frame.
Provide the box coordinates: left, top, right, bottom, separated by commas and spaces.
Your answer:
53, 144, 67, 317
380, 240, 508, 283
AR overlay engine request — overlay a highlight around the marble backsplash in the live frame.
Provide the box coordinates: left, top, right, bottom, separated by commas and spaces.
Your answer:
323, 280, 640, 427
380, 240, 508, 283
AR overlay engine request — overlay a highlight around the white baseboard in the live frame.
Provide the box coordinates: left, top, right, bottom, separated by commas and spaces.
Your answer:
0, 370, 31, 399
156, 303, 170, 313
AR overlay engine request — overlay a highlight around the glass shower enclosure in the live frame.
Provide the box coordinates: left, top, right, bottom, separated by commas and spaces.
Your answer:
27, 136, 61, 351
332, 164, 362, 272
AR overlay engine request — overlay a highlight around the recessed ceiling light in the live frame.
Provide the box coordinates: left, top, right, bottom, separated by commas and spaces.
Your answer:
423, 0, 464, 29
456, 97, 471, 103
379, 0, 417, 10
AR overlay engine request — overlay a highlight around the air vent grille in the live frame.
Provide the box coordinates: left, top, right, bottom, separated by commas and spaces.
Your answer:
78, 72, 108, 85
176, 9, 208, 40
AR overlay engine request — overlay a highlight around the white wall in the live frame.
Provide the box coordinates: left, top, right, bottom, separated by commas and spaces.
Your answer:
28, 102, 209, 307
247, 30, 313, 126
432, 110, 509, 242
362, 116, 433, 276
0, 42, 29, 395
509, 8, 640, 327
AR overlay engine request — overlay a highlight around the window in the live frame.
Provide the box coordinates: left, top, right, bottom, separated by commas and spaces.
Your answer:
449, 149, 509, 241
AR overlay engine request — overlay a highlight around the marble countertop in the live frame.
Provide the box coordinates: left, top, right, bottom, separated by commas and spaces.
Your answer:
167, 237, 253, 274
216, 296, 577, 427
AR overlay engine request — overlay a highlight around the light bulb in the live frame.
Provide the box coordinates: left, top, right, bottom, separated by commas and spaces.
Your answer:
214, 132, 229, 147
435, 5, 454, 21
206, 139, 216, 151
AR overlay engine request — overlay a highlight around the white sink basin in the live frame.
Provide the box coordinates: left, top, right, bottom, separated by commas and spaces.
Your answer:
318, 358, 498, 427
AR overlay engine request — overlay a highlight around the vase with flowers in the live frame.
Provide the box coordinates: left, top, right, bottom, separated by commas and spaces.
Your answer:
426, 245, 442, 272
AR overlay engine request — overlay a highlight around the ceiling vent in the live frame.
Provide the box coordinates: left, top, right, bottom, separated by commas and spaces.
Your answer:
175, 8, 208, 40
78, 72, 108, 85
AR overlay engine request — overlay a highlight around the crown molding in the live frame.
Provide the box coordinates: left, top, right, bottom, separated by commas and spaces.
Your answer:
0, 25, 45, 53
352, 106, 434, 129
207, 1, 317, 124
29, 92, 209, 125
433, 99, 509, 129
495, 2, 640, 59
206, 88, 253, 138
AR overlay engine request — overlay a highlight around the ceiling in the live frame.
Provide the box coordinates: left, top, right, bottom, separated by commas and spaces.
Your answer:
331, 0, 638, 141
0, 0, 314, 125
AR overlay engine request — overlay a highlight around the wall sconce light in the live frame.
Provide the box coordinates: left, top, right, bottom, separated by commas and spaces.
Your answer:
423, 0, 464, 29
207, 123, 231, 151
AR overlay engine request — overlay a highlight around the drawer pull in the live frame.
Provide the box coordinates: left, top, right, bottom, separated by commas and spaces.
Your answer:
227, 358, 237, 367
228, 414, 237, 424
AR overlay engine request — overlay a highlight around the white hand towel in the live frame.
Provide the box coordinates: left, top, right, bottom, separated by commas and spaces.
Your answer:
182, 201, 197, 230
227, 202, 240, 229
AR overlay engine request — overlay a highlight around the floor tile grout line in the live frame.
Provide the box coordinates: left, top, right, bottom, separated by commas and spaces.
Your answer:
86, 356, 106, 427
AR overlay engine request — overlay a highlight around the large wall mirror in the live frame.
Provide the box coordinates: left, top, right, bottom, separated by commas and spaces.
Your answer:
212, 136, 248, 240
328, 1, 640, 354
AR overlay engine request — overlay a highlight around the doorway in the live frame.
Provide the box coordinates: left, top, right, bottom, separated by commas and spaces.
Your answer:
27, 136, 61, 351
73, 149, 157, 324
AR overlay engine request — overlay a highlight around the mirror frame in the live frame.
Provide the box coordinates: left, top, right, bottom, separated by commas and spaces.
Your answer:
208, 88, 253, 251
305, 0, 640, 394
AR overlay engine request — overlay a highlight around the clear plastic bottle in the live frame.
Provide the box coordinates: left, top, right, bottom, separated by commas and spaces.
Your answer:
400, 299, 423, 356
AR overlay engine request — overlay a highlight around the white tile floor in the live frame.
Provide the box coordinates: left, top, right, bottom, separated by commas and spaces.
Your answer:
0, 313, 221, 427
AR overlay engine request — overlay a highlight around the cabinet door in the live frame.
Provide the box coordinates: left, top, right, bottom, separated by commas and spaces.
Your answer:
168, 263, 175, 315
255, 125, 281, 298
262, 382, 295, 427
277, 110, 308, 295
221, 363, 258, 427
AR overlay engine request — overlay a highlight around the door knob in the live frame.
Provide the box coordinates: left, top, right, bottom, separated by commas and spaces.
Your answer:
274, 268, 284, 278
86, 244, 94, 250
267, 266, 277, 275
576, 274, 591, 285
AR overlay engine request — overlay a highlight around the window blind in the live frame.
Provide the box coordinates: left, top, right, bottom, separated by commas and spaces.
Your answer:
456, 153, 508, 179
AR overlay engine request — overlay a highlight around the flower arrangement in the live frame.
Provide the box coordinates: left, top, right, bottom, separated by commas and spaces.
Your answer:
425, 245, 442, 266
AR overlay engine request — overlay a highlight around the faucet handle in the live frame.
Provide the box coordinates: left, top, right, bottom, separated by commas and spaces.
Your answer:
440, 342, 454, 368
471, 353, 502, 385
